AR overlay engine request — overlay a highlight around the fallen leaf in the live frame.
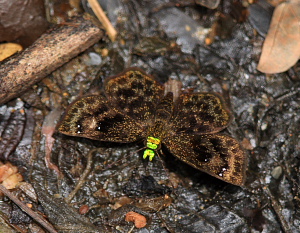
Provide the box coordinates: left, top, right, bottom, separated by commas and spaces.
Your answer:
0, 162, 18, 182
0, 162, 23, 190
257, 0, 300, 73
125, 211, 147, 228
0, 43, 22, 61
2, 173, 23, 189
79, 205, 89, 214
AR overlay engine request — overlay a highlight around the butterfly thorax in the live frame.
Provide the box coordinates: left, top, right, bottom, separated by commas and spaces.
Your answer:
143, 92, 174, 161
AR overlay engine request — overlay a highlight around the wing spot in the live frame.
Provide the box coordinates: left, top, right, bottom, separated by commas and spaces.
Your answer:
200, 103, 209, 111
232, 171, 239, 177
202, 95, 212, 101
128, 72, 135, 79
85, 97, 96, 105
189, 117, 197, 127
213, 105, 222, 114
218, 167, 228, 177
71, 108, 79, 114
226, 140, 235, 147
145, 80, 153, 87
210, 138, 221, 146
194, 145, 213, 163
133, 72, 144, 80
76, 101, 85, 108
131, 80, 144, 90
231, 148, 239, 154
198, 112, 213, 122
77, 123, 82, 133
93, 105, 109, 116
61, 124, 70, 132
116, 77, 128, 85
117, 88, 135, 98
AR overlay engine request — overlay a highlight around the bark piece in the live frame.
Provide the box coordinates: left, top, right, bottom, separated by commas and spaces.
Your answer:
0, 15, 103, 105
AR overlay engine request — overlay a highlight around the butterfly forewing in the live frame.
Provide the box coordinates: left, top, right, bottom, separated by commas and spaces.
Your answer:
163, 133, 246, 186
104, 68, 164, 125
57, 95, 145, 143
171, 93, 232, 134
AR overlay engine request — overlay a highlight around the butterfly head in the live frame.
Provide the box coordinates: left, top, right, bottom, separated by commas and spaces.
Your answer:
143, 136, 161, 161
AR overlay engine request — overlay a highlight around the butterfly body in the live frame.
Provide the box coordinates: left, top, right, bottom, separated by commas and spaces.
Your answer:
58, 68, 247, 186
142, 91, 175, 161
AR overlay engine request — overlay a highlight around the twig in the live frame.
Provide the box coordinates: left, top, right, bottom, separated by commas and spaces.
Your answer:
264, 186, 292, 233
0, 184, 58, 233
65, 148, 95, 203
87, 0, 117, 41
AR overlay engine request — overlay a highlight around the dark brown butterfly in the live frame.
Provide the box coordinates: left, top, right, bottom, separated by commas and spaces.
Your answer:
57, 68, 247, 186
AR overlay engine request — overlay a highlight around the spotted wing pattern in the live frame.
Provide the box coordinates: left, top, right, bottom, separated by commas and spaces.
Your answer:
163, 92, 246, 186
105, 68, 164, 126
58, 68, 165, 143
57, 95, 145, 143
171, 93, 232, 134
164, 133, 246, 186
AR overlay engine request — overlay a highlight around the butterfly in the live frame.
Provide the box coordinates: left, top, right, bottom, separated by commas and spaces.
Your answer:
57, 68, 247, 186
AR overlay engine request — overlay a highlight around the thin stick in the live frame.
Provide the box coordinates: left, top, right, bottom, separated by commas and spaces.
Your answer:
0, 184, 58, 233
264, 185, 292, 233
87, 0, 117, 41
65, 148, 95, 203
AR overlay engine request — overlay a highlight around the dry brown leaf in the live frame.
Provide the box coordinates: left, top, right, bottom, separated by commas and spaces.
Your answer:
0, 162, 23, 190
0, 162, 18, 182
257, 0, 300, 73
125, 211, 147, 228
0, 43, 22, 61
2, 173, 23, 189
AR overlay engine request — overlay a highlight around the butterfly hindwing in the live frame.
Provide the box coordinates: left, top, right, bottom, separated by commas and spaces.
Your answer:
104, 68, 164, 125
163, 133, 246, 186
171, 93, 232, 134
57, 95, 145, 143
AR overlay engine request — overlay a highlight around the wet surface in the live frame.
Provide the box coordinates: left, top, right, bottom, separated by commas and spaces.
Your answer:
0, 0, 299, 232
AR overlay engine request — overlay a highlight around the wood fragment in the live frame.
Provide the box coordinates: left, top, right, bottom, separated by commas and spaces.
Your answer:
0, 184, 58, 233
87, 0, 117, 41
0, 15, 103, 105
